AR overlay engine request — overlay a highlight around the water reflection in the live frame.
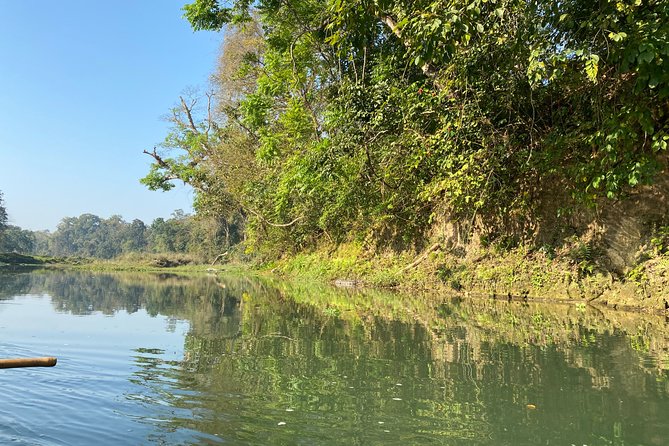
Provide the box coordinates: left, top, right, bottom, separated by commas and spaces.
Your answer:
2, 270, 668, 445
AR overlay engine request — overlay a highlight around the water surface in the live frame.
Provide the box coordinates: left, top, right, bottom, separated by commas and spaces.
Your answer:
0, 270, 667, 445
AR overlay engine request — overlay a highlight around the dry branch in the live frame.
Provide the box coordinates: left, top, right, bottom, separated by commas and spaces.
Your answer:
401, 243, 441, 273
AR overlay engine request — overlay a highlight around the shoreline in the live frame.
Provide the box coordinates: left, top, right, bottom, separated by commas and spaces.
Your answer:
3, 247, 668, 316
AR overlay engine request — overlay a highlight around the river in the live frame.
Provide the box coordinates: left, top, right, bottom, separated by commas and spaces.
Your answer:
0, 269, 667, 445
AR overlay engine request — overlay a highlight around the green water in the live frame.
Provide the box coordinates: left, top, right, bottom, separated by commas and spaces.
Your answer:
0, 270, 667, 445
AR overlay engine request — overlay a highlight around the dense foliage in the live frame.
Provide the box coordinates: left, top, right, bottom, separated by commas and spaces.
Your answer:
143, 0, 669, 256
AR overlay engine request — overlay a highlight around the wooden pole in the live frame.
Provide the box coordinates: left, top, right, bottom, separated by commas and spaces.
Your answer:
0, 357, 57, 369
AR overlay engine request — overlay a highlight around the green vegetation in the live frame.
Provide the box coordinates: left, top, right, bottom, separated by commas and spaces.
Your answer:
134, 0, 669, 307
0, 252, 46, 266
0, 210, 240, 263
143, 0, 669, 260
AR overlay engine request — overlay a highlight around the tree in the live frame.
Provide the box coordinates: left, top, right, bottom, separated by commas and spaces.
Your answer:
49, 214, 130, 258
148, 212, 193, 254
122, 219, 148, 253
0, 190, 8, 235
0, 226, 35, 253
153, 0, 669, 256
32, 231, 52, 256
0, 191, 10, 252
141, 21, 268, 252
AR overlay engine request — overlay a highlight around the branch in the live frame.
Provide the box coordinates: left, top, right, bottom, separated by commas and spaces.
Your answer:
289, 32, 323, 140
143, 147, 170, 169
142, 148, 183, 183
378, 13, 441, 87
211, 251, 229, 265
180, 96, 199, 133
247, 208, 304, 227
206, 91, 214, 135
400, 243, 441, 273
280, 0, 338, 79
223, 105, 259, 141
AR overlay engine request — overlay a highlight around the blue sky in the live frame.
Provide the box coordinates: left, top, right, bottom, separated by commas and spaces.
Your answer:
0, 0, 222, 231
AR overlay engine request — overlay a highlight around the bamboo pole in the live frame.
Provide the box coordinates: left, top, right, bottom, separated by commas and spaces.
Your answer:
0, 357, 57, 369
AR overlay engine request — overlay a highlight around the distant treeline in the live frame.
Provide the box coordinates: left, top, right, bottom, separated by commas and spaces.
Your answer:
0, 208, 242, 261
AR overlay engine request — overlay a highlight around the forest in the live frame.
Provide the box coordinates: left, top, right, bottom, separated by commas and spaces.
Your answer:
0, 191, 238, 260
139, 0, 669, 264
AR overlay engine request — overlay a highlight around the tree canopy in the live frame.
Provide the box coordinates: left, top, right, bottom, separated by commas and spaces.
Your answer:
143, 0, 669, 256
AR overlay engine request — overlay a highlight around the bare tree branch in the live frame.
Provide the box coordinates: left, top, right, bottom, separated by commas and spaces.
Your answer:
143, 147, 171, 169
142, 148, 182, 182
180, 96, 199, 133
247, 208, 304, 227
205, 91, 214, 135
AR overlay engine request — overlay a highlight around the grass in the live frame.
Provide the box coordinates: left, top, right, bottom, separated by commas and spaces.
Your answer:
0, 251, 251, 276
266, 239, 669, 313
0, 252, 45, 265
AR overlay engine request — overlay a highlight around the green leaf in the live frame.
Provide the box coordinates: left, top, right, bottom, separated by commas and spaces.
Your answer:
638, 51, 655, 64
608, 31, 627, 42
585, 54, 599, 82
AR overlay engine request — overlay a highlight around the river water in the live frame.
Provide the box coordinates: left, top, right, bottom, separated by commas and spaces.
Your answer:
0, 269, 667, 445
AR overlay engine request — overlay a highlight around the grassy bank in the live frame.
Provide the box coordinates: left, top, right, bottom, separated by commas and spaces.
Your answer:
0, 252, 79, 267
5, 243, 669, 314
0, 252, 257, 278
267, 241, 669, 314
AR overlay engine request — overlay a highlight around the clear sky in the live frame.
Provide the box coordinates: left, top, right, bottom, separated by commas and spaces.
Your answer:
0, 0, 222, 231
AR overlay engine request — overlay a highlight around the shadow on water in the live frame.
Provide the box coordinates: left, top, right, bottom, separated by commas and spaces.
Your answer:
2, 269, 669, 445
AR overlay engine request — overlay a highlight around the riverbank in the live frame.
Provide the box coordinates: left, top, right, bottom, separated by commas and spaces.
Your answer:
267, 241, 669, 314
0, 253, 72, 267
0, 252, 255, 278
4, 244, 668, 314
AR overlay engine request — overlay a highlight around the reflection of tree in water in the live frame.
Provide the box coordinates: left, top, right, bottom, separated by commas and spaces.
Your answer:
0, 269, 46, 300
132, 281, 669, 445
17, 271, 239, 326
0, 272, 32, 300
4, 270, 669, 445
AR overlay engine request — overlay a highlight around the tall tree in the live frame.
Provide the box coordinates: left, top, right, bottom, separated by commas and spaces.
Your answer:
122, 219, 149, 253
